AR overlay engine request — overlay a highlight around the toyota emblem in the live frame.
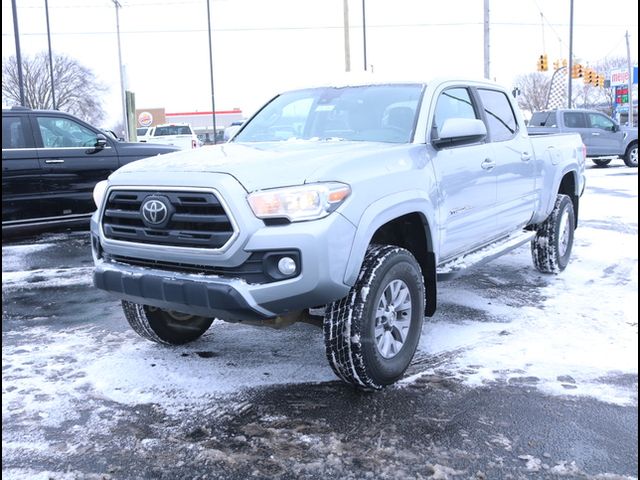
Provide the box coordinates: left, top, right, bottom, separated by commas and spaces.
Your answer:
141, 198, 169, 226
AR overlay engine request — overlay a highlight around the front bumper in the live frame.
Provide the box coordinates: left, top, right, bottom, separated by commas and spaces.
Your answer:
91, 174, 356, 319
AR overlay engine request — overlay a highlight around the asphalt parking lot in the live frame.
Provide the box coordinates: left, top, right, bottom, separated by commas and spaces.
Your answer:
2, 165, 638, 480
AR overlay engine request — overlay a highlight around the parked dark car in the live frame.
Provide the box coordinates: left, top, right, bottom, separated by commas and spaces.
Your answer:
2, 107, 180, 234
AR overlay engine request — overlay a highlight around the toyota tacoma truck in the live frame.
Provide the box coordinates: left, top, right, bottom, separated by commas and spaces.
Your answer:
528, 108, 637, 168
91, 78, 586, 390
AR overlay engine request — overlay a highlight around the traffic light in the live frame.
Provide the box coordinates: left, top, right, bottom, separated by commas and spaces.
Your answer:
598, 74, 605, 88
553, 60, 560, 71
585, 69, 595, 85
571, 63, 583, 78
562, 59, 568, 67
577, 64, 584, 78
537, 54, 548, 72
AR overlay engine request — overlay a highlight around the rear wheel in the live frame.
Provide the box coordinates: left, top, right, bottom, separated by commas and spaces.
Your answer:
531, 194, 575, 274
323, 245, 425, 391
624, 143, 638, 168
122, 300, 214, 345
592, 158, 611, 167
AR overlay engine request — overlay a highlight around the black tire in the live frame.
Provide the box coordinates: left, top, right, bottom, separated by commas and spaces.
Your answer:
323, 245, 425, 391
592, 158, 611, 167
531, 194, 575, 274
122, 300, 214, 345
624, 143, 638, 168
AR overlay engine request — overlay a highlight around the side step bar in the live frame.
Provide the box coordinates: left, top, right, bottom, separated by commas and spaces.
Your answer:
436, 230, 536, 280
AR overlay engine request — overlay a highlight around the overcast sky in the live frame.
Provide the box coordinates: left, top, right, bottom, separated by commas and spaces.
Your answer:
2, 0, 638, 127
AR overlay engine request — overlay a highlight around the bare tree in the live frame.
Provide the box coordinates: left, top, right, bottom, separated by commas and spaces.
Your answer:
513, 72, 551, 116
2, 52, 107, 125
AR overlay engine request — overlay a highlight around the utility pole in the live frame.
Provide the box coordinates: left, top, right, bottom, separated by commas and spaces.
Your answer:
483, 0, 490, 79
343, 0, 351, 72
567, 0, 574, 108
207, 0, 218, 143
362, 0, 367, 71
113, 0, 128, 141
11, 0, 25, 106
45, 0, 56, 109
625, 30, 634, 127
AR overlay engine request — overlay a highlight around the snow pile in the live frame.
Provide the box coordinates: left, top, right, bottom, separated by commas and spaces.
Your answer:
406, 167, 638, 406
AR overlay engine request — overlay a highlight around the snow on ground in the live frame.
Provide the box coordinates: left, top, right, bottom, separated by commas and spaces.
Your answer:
406, 167, 638, 406
1, 166, 638, 431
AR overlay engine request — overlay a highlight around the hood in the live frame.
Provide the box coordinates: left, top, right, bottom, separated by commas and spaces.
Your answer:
113, 140, 409, 191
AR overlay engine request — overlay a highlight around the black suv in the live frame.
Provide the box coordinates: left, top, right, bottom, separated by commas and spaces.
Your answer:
2, 107, 179, 233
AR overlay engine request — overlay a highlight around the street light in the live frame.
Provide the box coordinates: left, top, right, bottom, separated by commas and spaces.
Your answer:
112, 0, 128, 141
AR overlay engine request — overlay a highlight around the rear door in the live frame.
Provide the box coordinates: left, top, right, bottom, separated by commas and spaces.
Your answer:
476, 87, 536, 235
2, 112, 42, 224
32, 113, 120, 219
562, 111, 594, 154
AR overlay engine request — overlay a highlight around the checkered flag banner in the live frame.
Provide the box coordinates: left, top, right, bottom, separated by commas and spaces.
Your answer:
546, 67, 568, 110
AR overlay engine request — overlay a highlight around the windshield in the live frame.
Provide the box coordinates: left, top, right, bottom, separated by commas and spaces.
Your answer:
234, 84, 424, 144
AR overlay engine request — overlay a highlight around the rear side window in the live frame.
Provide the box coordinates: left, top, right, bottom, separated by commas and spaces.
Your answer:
563, 112, 586, 128
2, 116, 29, 149
477, 88, 518, 142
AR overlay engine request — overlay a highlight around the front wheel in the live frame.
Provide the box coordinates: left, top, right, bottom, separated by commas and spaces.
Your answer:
122, 301, 214, 345
624, 143, 638, 168
323, 245, 425, 391
531, 194, 575, 274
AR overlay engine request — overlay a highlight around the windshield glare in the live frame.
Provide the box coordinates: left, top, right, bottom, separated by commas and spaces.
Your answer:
234, 84, 423, 144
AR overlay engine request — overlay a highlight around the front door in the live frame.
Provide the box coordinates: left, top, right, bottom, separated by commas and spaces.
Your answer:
429, 86, 497, 261
32, 114, 120, 220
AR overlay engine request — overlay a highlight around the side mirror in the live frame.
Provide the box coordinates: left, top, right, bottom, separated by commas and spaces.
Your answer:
432, 118, 487, 149
95, 133, 108, 149
612, 124, 619, 132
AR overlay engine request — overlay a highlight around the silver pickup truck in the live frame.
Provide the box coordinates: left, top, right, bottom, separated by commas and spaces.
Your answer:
528, 108, 637, 168
91, 78, 586, 390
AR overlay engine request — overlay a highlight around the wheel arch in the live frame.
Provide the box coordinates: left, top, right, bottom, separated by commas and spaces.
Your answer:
557, 171, 579, 228
344, 193, 437, 316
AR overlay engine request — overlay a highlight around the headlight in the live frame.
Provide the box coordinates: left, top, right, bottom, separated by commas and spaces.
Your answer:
247, 182, 351, 222
93, 180, 109, 208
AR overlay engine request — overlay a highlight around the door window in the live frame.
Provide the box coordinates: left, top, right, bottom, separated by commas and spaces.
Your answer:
432, 87, 478, 139
477, 89, 518, 142
587, 113, 615, 131
36, 116, 98, 148
563, 112, 587, 128
2, 116, 29, 149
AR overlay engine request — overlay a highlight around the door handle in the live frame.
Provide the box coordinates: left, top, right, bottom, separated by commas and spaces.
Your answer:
591, 132, 600, 136
521, 152, 532, 161
45, 159, 65, 164
481, 158, 495, 170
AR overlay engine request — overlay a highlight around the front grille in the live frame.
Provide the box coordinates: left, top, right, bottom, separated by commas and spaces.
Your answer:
101, 190, 235, 249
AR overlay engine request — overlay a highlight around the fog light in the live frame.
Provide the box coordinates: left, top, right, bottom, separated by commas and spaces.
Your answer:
277, 257, 297, 276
